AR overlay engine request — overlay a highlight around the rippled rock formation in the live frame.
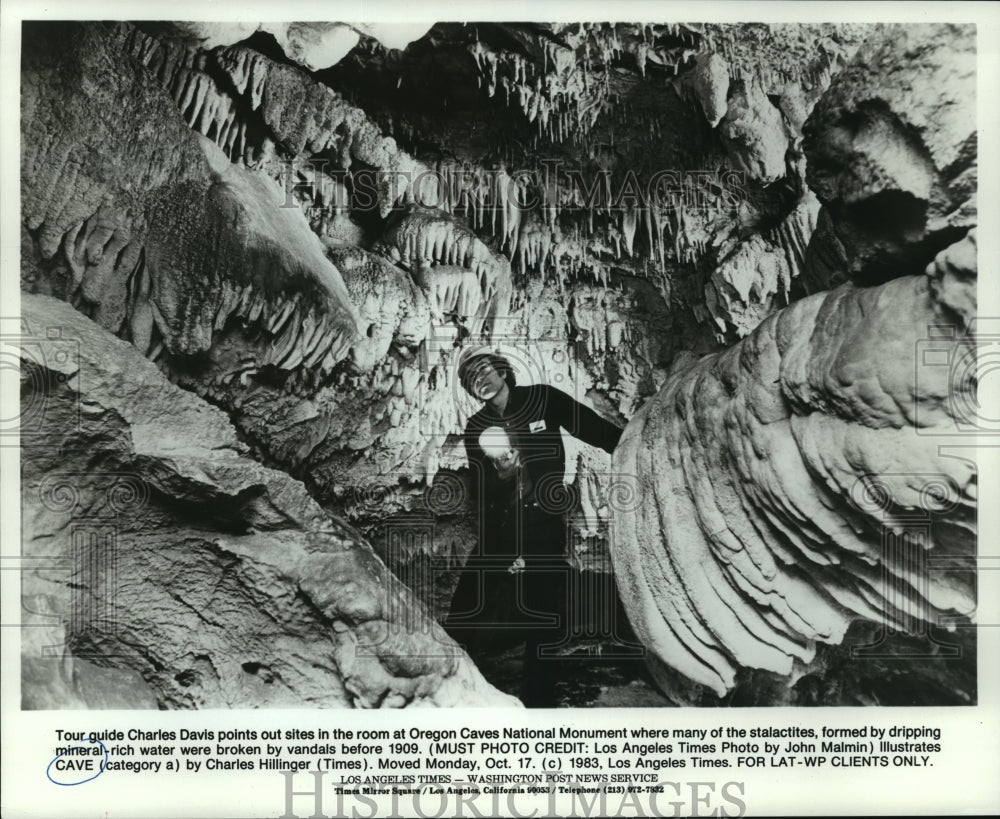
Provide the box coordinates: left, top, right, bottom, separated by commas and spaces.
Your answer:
613, 233, 977, 698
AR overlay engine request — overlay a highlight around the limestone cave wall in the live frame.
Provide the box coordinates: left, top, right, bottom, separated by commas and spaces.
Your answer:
18, 20, 977, 707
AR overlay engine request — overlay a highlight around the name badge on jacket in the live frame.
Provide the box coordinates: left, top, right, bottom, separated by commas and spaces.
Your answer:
529, 420, 546, 433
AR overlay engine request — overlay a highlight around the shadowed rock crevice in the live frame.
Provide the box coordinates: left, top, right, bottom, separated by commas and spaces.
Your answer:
19, 20, 977, 707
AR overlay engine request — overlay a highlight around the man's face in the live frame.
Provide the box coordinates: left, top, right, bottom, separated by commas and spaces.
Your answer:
466, 359, 506, 402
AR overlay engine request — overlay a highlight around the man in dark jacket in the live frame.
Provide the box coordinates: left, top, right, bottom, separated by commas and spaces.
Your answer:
444, 350, 623, 706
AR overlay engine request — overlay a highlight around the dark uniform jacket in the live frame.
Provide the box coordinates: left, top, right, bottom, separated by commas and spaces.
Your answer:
463, 384, 623, 560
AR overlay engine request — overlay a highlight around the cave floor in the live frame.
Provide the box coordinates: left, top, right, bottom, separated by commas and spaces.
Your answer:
471, 638, 671, 708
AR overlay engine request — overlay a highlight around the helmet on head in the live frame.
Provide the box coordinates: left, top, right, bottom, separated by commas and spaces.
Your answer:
456, 347, 516, 395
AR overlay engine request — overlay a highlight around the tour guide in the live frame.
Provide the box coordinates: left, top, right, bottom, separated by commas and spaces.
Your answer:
445, 348, 623, 706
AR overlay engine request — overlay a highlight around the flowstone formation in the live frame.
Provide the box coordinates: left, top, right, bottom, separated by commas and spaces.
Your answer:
19, 295, 517, 709
613, 23, 977, 703
19, 19, 977, 706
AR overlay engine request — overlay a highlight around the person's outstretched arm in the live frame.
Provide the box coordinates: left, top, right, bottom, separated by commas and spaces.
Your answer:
545, 385, 623, 453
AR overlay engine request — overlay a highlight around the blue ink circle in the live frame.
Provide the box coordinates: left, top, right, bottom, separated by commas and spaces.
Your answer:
46, 738, 109, 786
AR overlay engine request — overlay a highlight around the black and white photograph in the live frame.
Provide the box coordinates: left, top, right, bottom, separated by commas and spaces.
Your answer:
2, 2, 998, 817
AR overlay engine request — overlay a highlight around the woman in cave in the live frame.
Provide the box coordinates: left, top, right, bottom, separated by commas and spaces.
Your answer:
444, 350, 623, 707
